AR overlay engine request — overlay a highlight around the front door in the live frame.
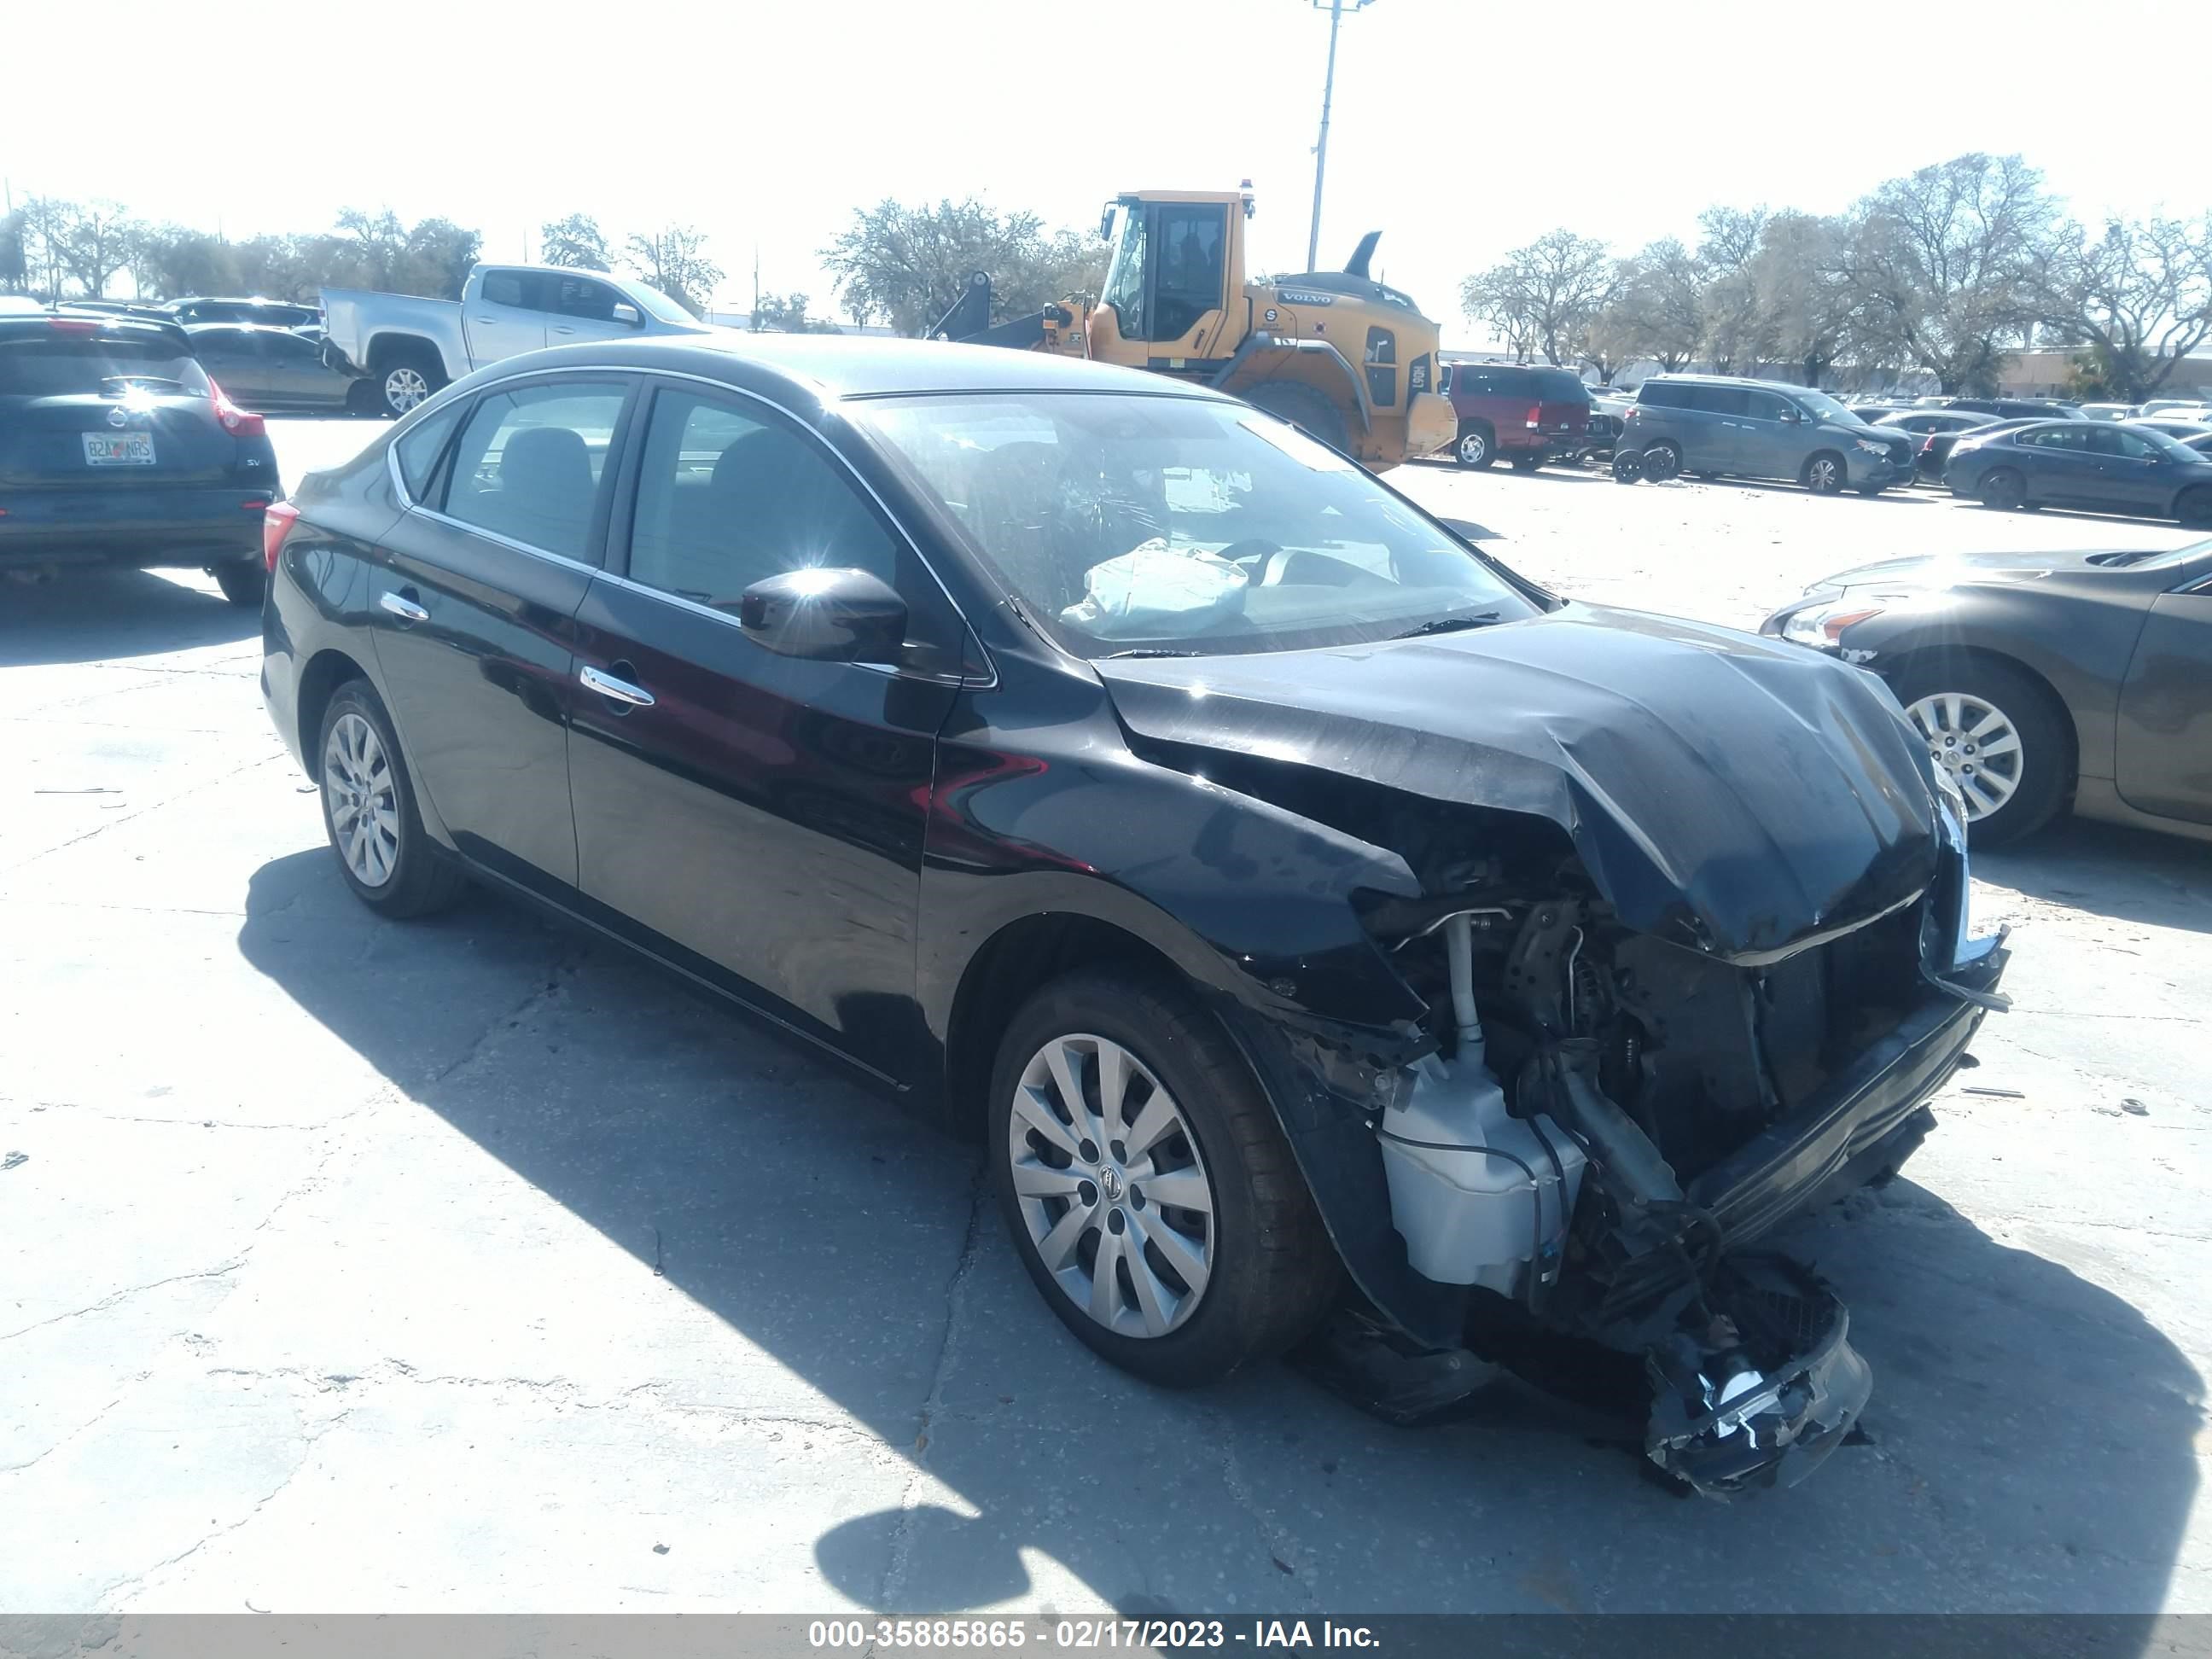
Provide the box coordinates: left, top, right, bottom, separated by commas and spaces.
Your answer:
368, 374, 635, 894
546, 272, 646, 347
2115, 573, 2212, 825
2011, 425, 2099, 505
1735, 388, 1802, 479
566, 381, 968, 1080
2088, 426, 2177, 515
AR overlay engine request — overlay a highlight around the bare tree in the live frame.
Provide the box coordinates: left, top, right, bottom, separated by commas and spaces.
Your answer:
1753, 212, 1862, 386
1586, 236, 1707, 373
34, 198, 142, 298
1459, 229, 1614, 367
2034, 212, 2212, 402
626, 225, 724, 317
1833, 153, 2057, 394
1696, 206, 1771, 374
822, 197, 1103, 336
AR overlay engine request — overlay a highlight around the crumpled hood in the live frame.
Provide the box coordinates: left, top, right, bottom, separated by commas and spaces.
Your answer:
1095, 604, 1941, 962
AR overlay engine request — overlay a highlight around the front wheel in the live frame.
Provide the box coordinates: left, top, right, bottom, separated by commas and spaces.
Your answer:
991, 969, 1339, 1388
1804, 451, 1846, 495
1244, 381, 1351, 454
1894, 659, 2070, 846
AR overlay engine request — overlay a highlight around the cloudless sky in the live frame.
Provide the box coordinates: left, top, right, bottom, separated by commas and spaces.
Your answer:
3, 0, 2205, 346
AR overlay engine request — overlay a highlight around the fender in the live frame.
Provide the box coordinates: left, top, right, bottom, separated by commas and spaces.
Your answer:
1212, 333, 1374, 434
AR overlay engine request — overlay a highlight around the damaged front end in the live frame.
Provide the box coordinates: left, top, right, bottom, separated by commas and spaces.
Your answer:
1099, 611, 2011, 1496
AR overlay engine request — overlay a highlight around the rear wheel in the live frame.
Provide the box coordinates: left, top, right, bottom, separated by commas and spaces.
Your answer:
1856, 481, 1886, 497
1611, 450, 1644, 483
375, 346, 446, 418
1508, 453, 1543, 473
2176, 486, 2212, 528
344, 378, 386, 418
1453, 422, 1497, 469
1803, 451, 1846, 495
1976, 467, 2026, 511
1893, 658, 2070, 846
990, 968, 1339, 1388
1244, 381, 1350, 454
211, 560, 265, 608
316, 681, 469, 917
1641, 441, 1681, 480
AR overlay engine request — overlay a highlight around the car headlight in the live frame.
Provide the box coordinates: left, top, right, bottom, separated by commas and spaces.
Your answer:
1853, 437, 1888, 455
1778, 597, 1885, 649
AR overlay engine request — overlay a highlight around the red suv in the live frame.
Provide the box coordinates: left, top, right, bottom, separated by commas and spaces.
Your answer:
1439, 362, 1592, 470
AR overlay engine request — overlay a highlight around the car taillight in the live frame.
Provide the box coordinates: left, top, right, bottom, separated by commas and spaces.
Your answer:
1920, 435, 1936, 452
263, 499, 300, 572
210, 380, 265, 437
1525, 403, 1542, 429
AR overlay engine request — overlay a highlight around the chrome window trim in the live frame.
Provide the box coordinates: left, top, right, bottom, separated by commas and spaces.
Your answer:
393, 361, 993, 687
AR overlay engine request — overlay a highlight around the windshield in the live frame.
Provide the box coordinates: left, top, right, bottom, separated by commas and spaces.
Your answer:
858, 392, 1541, 659
2138, 427, 2205, 462
620, 279, 697, 325
1099, 206, 1146, 335
0, 331, 212, 397
1795, 388, 1861, 425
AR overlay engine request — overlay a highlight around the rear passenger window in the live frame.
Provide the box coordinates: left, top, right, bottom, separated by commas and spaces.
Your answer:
442, 380, 628, 561
1691, 386, 1750, 416
626, 387, 898, 610
393, 401, 465, 502
1637, 382, 1687, 409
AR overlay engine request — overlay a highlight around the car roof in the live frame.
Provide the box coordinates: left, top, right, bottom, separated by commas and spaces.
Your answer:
1644, 373, 1836, 394
494, 332, 1241, 402
0, 311, 192, 346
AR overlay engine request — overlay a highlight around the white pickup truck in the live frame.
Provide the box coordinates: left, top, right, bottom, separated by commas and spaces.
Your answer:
323, 264, 710, 416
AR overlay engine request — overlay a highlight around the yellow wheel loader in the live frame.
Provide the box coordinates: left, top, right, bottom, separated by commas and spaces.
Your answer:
931, 187, 1454, 472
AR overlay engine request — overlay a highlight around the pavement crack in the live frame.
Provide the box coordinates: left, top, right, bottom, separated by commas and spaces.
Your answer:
1, 1261, 247, 1344
422, 951, 579, 1090
0, 753, 282, 876
1211, 1412, 1321, 1610
880, 1160, 988, 1610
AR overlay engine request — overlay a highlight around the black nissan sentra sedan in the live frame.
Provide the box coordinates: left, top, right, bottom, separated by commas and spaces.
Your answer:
260, 335, 2009, 1498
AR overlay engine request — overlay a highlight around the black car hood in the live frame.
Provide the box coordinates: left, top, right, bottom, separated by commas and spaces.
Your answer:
1095, 605, 1940, 963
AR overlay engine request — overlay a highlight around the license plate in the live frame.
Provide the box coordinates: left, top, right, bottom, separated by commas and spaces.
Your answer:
83, 432, 155, 466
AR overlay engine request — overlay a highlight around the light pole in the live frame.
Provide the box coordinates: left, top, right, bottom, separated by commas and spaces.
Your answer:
1306, 0, 1374, 274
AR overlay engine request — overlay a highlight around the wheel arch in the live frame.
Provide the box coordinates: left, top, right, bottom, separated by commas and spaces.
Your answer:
294, 646, 376, 783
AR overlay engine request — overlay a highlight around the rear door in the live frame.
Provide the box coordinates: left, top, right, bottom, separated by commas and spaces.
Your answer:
2011, 425, 2099, 504
0, 323, 247, 494
1683, 383, 1750, 472
566, 379, 968, 1080
2115, 565, 2212, 824
368, 373, 635, 895
463, 269, 550, 366
189, 326, 270, 405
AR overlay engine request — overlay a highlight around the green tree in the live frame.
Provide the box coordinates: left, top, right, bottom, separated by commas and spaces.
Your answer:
626, 224, 722, 317
822, 197, 1103, 336
129, 226, 244, 300
539, 213, 610, 271
750, 291, 841, 333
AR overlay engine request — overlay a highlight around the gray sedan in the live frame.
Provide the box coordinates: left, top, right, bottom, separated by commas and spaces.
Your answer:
1762, 540, 2212, 845
185, 323, 378, 415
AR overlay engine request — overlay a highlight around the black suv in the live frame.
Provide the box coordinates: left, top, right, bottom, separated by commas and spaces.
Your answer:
0, 310, 281, 603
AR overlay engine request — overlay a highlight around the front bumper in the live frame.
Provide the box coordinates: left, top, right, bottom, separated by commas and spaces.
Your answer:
1845, 446, 1909, 486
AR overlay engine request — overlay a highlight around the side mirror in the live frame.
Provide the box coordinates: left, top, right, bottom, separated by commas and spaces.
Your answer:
612, 302, 643, 329
738, 567, 908, 665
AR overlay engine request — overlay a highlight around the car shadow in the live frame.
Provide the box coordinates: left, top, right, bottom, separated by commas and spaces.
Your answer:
234, 852, 2203, 1616
1981, 504, 2200, 534
1676, 475, 1934, 504
1976, 815, 2212, 937
0, 566, 257, 667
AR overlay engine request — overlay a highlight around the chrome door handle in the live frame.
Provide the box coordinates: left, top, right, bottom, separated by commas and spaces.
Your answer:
579, 665, 655, 707
379, 590, 429, 623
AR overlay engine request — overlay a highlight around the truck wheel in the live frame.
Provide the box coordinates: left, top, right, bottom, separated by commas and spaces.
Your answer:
1244, 382, 1351, 455
376, 346, 446, 417
345, 378, 387, 419
1452, 422, 1496, 469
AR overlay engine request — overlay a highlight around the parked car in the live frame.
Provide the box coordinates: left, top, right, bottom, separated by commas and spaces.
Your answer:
2128, 417, 2212, 442
2080, 403, 2140, 422
165, 296, 322, 329
323, 263, 709, 418
1617, 375, 1914, 493
0, 310, 278, 604
183, 323, 378, 416
1943, 397, 2082, 421
1943, 419, 2212, 526
1438, 362, 1590, 470
2140, 398, 2212, 417
1765, 538, 2212, 845
1914, 416, 2031, 481
1867, 409, 2004, 482
261, 332, 2010, 1498
2187, 432, 2212, 457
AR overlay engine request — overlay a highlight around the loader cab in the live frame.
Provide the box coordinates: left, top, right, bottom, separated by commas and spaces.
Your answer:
1093, 192, 1245, 367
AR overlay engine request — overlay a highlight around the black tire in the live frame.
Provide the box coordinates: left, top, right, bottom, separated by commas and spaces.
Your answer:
1803, 451, 1847, 495
1976, 467, 2026, 511
1452, 422, 1497, 469
315, 680, 469, 917
1889, 657, 2071, 847
375, 344, 447, 419
1641, 440, 1681, 480
211, 560, 265, 608
1611, 450, 1644, 484
2176, 486, 2212, 528
1855, 481, 1886, 497
989, 967, 1340, 1388
344, 378, 387, 418
1508, 453, 1543, 473
1244, 381, 1350, 454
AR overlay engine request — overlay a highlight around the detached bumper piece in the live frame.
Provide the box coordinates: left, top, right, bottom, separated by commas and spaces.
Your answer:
1644, 1253, 1871, 1499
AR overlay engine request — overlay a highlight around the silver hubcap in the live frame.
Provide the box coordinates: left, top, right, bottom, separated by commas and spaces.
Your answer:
1811, 459, 1838, 490
1007, 1033, 1215, 1339
323, 712, 401, 886
1906, 692, 2023, 823
386, 367, 429, 411
1459, 432, 1487, 464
